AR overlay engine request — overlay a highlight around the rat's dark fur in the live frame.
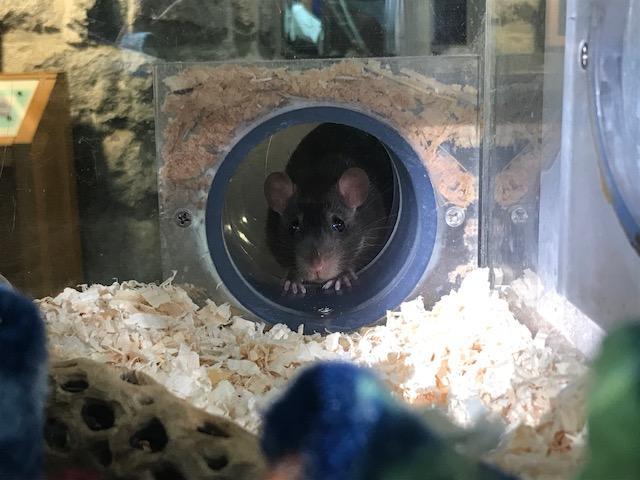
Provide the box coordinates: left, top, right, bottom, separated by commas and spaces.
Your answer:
265, 124, 393, 290
0, 285, 48, 480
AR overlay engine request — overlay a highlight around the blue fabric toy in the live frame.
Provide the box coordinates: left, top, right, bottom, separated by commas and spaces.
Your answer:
0, 284, 48, 480
261, 361, 518, 480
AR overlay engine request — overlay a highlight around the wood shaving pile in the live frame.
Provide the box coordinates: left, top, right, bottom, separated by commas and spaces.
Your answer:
40, 269, 589, 479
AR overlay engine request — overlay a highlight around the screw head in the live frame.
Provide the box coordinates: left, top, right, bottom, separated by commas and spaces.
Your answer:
580, 42, 589, 69
175, 209, 192, 228
510, 206, 528, 224
445, 206, 465, 227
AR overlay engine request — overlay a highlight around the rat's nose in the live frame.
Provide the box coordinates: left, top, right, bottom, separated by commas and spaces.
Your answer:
310, 249, 324, 273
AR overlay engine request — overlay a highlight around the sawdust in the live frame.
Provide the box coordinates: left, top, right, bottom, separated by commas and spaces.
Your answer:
40, 269, 589, 480
494, 141, 543, 207
158, 59, 479, 207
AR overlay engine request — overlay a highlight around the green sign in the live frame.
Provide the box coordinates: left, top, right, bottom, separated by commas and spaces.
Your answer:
0, 80, 39, 137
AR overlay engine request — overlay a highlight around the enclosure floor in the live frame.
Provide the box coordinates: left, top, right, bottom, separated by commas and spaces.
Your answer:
40, 269, 589, 480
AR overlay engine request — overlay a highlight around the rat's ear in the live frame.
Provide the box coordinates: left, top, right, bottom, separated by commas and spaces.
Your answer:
338, 167, 369, 209
264, 172, 295, 214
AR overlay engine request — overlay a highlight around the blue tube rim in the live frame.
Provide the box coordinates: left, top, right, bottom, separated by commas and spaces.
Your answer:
205, 106, 438, 332
589, 0, 640, 254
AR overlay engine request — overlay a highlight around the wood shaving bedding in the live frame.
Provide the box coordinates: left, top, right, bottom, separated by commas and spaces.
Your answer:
39, 269, 589, 480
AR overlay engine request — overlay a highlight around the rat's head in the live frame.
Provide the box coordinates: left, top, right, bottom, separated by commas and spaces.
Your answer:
264, 168, 370, 282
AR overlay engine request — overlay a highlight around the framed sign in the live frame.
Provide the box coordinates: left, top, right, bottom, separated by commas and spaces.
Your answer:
0, 73, 57, 145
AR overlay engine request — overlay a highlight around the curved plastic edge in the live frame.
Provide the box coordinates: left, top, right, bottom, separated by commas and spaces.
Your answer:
205, 105, 438, 332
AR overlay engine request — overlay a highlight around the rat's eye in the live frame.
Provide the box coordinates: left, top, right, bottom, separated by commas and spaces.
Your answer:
331, 216, 345, 232
289, 219, 301, 234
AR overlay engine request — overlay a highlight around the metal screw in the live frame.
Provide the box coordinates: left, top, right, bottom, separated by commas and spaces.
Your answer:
580, 42, 589, 69
510, 206, 528, 224
175, 209, 192, 228
445, 206, 465, 228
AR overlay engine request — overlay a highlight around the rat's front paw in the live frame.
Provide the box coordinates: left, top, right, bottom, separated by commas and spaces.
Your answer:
282, 272, 306, 296
322, 270, 357, 293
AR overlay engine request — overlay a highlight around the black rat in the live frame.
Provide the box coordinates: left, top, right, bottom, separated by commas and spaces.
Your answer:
263, 123, 393, 295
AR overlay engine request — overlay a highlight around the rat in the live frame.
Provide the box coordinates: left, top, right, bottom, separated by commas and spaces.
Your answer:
263, 123, 392, 295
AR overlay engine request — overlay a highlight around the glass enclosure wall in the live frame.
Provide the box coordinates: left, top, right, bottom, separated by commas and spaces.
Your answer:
1, 0, 486, 299
481, 0, 554, 282
482, 0, 640, 347
6, 0, 635, 337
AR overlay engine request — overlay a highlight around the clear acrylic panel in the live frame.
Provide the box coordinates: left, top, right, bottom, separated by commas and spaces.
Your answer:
155, 56, 480, 331
3, 2, 640, 479
483, 0, 640, 355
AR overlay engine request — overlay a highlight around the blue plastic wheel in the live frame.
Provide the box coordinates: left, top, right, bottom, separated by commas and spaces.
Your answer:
589, 0, 640, 254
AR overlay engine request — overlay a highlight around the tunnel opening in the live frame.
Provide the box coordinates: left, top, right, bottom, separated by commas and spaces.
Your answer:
206, 107, 437, 332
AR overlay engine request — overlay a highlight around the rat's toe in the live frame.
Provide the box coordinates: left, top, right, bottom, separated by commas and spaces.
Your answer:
322, 279, 335, 290
284, 279, 306, 296
323, 273, 354, 293
293, 281, 306, 296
